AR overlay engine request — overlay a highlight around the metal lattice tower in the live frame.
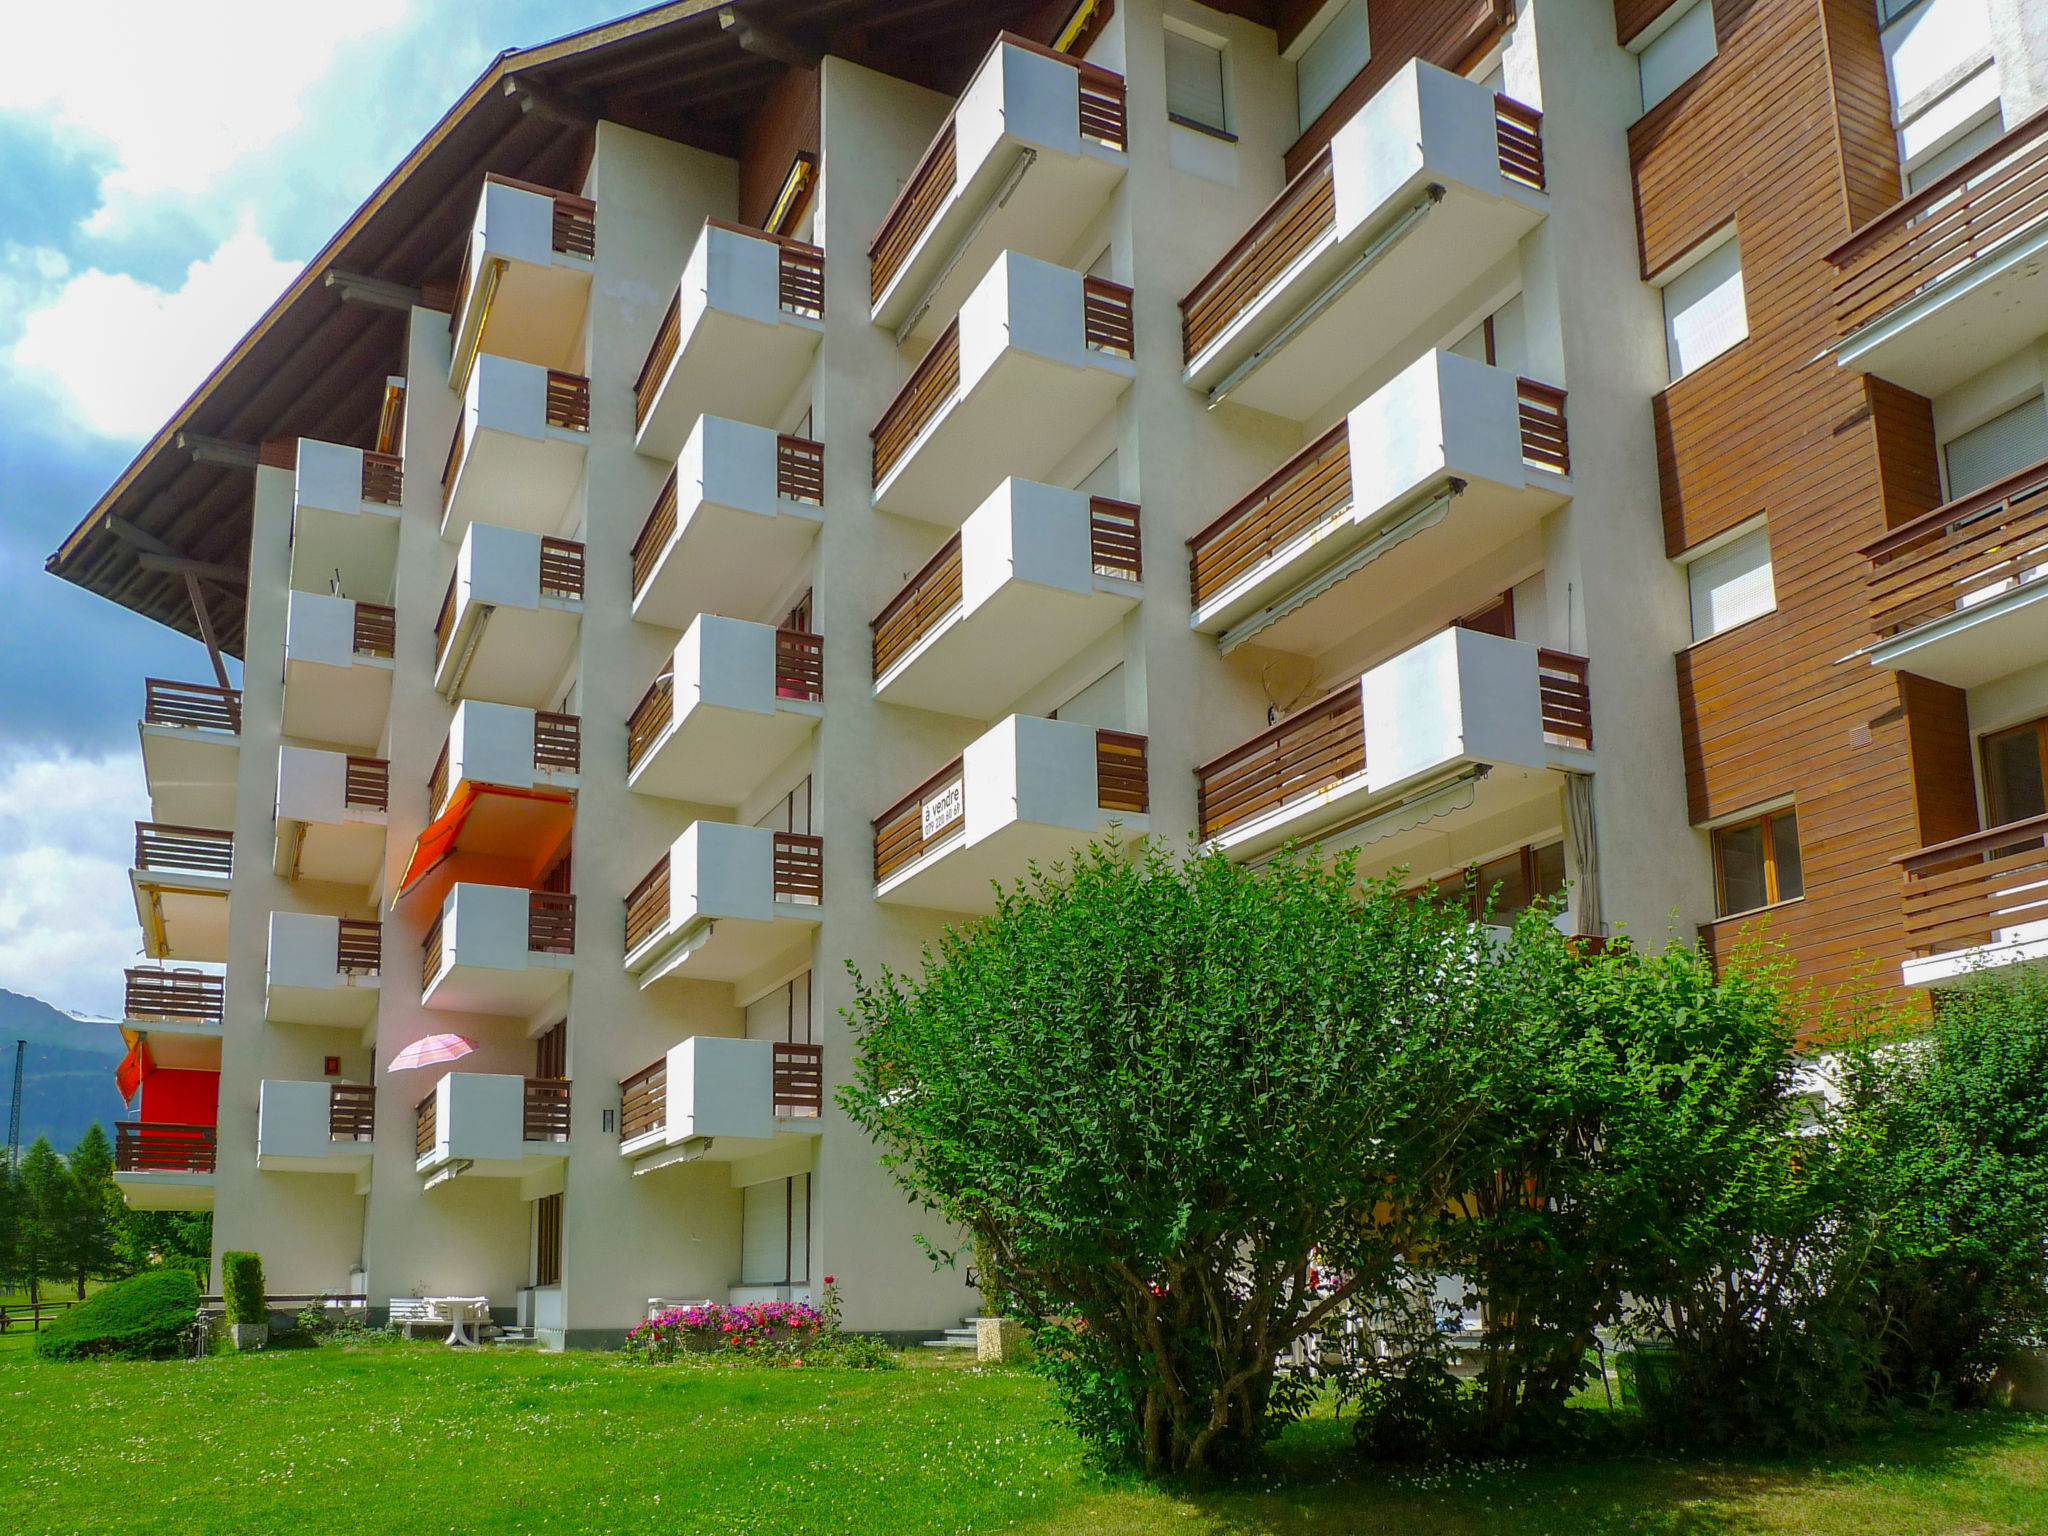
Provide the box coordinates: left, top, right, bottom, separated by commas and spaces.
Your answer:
6, 1041, 23, 1170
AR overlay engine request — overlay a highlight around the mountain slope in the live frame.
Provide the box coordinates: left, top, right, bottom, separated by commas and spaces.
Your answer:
0, 991, 130, 1152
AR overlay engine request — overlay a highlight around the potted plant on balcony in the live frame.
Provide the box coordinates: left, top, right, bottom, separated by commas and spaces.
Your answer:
223, 1251, 268, 1350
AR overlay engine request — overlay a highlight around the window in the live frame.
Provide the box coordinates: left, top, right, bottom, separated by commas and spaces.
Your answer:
1661, 230, 1748, 380
1296, 0, 1371, 133
1420, 842, 1567, 923
1945, 396, 2048, 499
1713, 807, 1803, 916
1638, 0, 1717, 113
1906, 108, 2001, 191
534, 1193, 563, 1288
1166, 30, 1229, 137
1981, 718, 2048, 828
1686, 521, 1775, 641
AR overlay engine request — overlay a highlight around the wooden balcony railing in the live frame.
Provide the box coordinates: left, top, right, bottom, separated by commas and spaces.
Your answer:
1181, 148, 1336, 362
634, 290, 683, 429
415, 1090, 437, 1157
1537, 649, 1593, 750
1518, 378, 1569, 474
442, 412, 467, 508
1900, 811, 2048, 958
544, 370, 590, 432
874, 758, 966, 883
626, 664, 674, 773
434, 570, 458, 667
427, 741, 451, 821
539, 536, 585, 600
353, 602, 397, 659
630, 472, 679, 597
1082, 277, 1135, 356
124, 967, 223, 1024
143, 678, 242, 734
1829, 113, 2048, 338
1090, 498, 1143, 581
344, 756, 389, 812
421, 913, 445, 994
1096, 730, 1149, 814
872, 535, 964, 679
778, 433, 825, 503
361, 451, 404, 506
337, 919, 382, 975
1196, 686, 1365, 840
1495, 95, 1545, 192
534, 712, 581, 774
872, 319, 960, 487
115, 1122, 216, 1174
773, 1042, 824, 1116
624, 854, 670, 954
523, 1078, 572, 1141
528, 892, 576, 955
1863, 457, 2048, 642
620, 1056, 667, 1141
632, 227, 825, 427
1188, 422, 1351, 608
134, 823, 233, 877
773, 832, 824, 902
329, 1083, 376, 1141
775, 628, 824, 701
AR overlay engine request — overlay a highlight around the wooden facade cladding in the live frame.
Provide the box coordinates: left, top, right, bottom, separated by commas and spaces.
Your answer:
738, 66, 821, 232
1631, 0, 1940, 1001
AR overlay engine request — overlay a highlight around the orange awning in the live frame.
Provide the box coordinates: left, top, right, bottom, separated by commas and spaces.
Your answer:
116, 1038, 154, 1104
395, 782, 574, 902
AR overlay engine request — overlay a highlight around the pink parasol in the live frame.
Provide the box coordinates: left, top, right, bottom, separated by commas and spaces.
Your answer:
388, 1033, 478, 1072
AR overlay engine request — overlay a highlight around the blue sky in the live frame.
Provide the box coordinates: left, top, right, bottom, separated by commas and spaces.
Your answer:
0, 0, 630, 1016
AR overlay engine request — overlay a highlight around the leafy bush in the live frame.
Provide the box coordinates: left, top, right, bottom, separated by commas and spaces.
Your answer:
35, 1269, 199, 1360
221, 1251, 265, 1325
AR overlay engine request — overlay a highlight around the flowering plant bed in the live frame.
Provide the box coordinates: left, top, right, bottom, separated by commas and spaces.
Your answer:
626, 1299, 825, 1361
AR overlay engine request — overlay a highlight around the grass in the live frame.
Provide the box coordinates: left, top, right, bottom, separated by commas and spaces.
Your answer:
0, 1336, 2040, 1535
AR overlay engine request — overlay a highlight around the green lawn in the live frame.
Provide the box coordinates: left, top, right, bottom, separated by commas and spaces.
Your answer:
0, 1338, 2040, 1535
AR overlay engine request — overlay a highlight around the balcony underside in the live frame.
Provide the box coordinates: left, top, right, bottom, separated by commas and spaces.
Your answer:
257, 1144, 373, 1177
628, 703, 822, 807
283, 658, 393, 752
140, 723, 239, 828
266, 977, 380, 1033
1903, 929, 2048, 990
1186, 182, 1544, 421
628, 1122, 820, 1184
1838, 223, 2048, 397
121, 1019, 222, 1068
628, 905, 821, 988
637, 312, 823, 460
290, 503, 399, 609
416, 1142, 568, 1189
1869, 569, 2048, 689
478, 261, 592, 373
275, 816, 385, 889
877, 578, 1139, 717
444, 429, 588, 545
872, 350, 1135, 525
114, 1171, 215, 1211
435, 602, 581, 707
633, 500, 824, 631
132, 874, 230, 963
423, 955, 573, 1018
877, 814, 1148, 915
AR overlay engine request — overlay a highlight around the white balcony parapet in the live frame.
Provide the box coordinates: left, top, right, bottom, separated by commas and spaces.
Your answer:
290, 437, 403, 605
623, 822, 823, 987
413, 1072, 569, 1195
430, 700, 580, 812
266, 911, 382, 1033
450, 174, 596, 382
1179, 61, 1547, 420
256, 1080, 375, 1180
420, 884, 574, 1019
440, 353, 590, 545
630, 417, 826, 630
274, 746, 388, 892
432, 521, 585, 706
870, 252, 1135, 525
626, 615, 823, 808
282, 591, 396, 751
872, 479, 1142, 716
139, 679, 241, 829
618, 1036, 821, 1185
634, 220, 825, 460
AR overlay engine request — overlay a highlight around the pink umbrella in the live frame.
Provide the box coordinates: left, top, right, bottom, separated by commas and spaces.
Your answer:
388, 1033, 478, 1072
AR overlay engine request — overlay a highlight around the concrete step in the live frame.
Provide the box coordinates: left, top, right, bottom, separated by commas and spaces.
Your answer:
920, 1316, 991, 1350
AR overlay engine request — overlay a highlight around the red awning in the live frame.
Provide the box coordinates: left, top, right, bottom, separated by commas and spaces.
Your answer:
395, 782, 574, 901
116, 1038, 154, 1104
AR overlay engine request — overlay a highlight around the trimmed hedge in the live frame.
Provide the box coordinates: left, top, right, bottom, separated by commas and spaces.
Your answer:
222, 1251, 265, 1325
35, 1270, 200, 1361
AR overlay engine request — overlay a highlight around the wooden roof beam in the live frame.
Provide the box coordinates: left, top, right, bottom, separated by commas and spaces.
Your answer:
325, 269, 428, 313
174, 432, 260, 470
718, 6, 821, 68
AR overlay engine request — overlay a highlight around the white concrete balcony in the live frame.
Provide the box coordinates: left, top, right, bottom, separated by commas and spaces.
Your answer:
1189, 351, 1571, 650
130, 822, 231, 963
427, 700, 580, 818
289, 438, 403, 605
630, 418, 825, 630
420, 884, 574, 1018
870, 33, 1127, 340
432, 523, 584, 707
626, 616, 823, 808
623, 822, 822, 987
618, 1037, 821, 1184
1194, 629, 1592, 866
1830, 116, 2048, 396
121, 967, 225, 1063
872, 481, 1141, 716
256, 1080, 375, 1178
873, 716, 1149, 913
1179, 62, 1547, 419
870, 252, 1135, 525
273, 746, 387, 891
114, 1123, 216, 1210
450, 174, 595, 378
633, 220, 825, 459
266, 911, 382, 1032
440, 354, 590, 545
282, 591, 395, 751
413, 1073, 570, 1193
139, 679, 240, 829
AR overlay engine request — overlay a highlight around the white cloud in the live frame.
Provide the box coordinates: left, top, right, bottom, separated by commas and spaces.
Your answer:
0, 753, 153, 1020
0, 1, 411, 222
10, 215, 301, 440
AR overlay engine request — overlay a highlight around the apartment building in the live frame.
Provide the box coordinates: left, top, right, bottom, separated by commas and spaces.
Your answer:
47, 0, 2048, 1345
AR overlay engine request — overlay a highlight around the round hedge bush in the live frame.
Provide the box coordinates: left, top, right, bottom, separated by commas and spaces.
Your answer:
35, 1269, 200, 1361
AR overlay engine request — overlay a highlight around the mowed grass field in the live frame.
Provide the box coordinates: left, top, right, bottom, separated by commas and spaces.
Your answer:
0, 1334, 2041, 1535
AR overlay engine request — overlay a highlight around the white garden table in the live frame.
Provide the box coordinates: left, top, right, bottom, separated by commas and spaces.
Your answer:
425, 1295, 491, 1346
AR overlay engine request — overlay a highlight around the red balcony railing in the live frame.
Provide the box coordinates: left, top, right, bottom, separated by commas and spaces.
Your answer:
621, 1056, 666, 1141
116, 1123, 216, 1174
329, 1083, 376, 1141
143, 678, 242, 734
1900, 812, 2048, 959
134, 823, 233, 877
344, 756, 389, 812
539, 537, 585, 600
353, 603, 397, 659
773, 1042, 823, 1116
775, 629, 824, 701
1863, 457, 2048, 642
124, 968, 222, 1024
773, 832, 824, 902
874, 758, 966, 883
528, 892, 576, 955
337, 919, 382, 975
523, 1078, 572, 1141
872, 320, 959, 487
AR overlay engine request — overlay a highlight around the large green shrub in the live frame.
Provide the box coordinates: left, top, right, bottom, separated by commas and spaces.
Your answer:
35, 1269, 199, 1360
222, 1251, 265, 1325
